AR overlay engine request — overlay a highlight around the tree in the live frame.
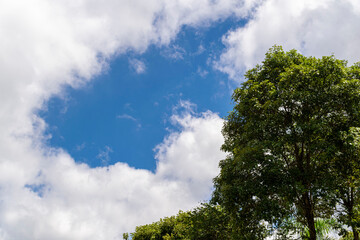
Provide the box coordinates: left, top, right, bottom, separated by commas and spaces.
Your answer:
212, 46, 360, 240
131, 204, 232, 240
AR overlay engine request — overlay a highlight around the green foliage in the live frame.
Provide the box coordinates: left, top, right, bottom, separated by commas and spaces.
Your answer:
131, 204, 232, 240
183, 203, 232, 240
131, 213, 187, 240
212, 46, 360, 239
341, 231, 356, 240
276, 217, 339, 239
123, 232, 129, 240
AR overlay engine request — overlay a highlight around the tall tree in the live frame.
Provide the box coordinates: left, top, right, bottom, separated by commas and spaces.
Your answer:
212, 46, 360, 240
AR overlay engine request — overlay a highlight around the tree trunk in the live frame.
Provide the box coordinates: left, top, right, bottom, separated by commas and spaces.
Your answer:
302, 192, 317, 240
347, 187, 359, 240
306, 215, 316, 240
353, 228, 359, 240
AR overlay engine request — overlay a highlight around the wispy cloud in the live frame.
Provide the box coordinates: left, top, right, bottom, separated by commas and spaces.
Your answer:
117, 114, 142, 128
117, 114, 137, 122
124, 103, 133, 111
197, 67, 208, 78
75, 142, 86, 151
129, 58, 146, 74
96, 146, 113, 165
192, 44, 205, 56
161, 45, 186, 60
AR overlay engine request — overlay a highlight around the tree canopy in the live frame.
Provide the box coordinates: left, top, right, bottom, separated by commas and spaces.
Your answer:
130, 203, 232, 240
212, 46, 360, 240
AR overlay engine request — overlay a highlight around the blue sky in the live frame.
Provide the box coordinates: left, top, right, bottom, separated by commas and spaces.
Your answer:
1, 0, 360, 239
40, 18, 245, 170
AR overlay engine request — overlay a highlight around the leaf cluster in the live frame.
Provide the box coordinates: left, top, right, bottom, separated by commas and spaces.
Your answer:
131, 204, 235, 240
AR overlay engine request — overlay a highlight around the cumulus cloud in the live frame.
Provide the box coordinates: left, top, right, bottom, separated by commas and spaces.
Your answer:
0, 0, 260, 238
0, 105, 225, 240
155, 101, 225, 198
216, 0, 360, 80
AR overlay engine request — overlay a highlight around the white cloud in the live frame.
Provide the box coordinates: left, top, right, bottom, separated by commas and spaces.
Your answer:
117, 114, 142, 129
215, 0, 360, 80
0, 105, 225, 240
117, 114, 138, 122
161, 44, 187, 60
155, 105, 225, 199
129, 59, 146, 74
0, 0, 259, 238
197, 67, 209, 78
